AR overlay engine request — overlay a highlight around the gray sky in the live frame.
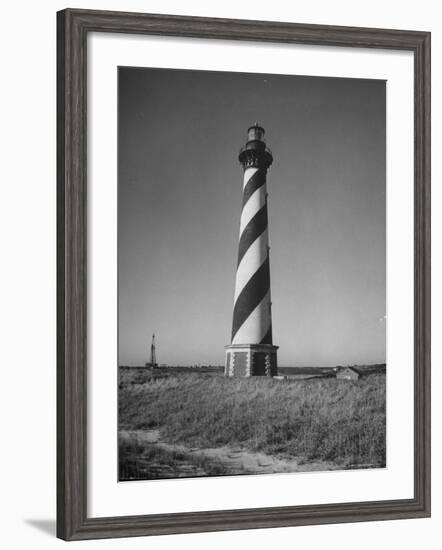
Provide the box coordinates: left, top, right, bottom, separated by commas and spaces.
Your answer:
118, 67, 386, 367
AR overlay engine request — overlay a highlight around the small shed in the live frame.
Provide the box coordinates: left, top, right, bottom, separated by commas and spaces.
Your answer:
336, 366, 360, 381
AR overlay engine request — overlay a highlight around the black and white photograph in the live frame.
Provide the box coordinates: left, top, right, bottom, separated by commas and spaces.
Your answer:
118, 66, 387, 481
1, 0, 435, 545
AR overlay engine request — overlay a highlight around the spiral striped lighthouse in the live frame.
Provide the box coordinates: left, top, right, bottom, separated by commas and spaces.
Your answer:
225, 124, 278, 377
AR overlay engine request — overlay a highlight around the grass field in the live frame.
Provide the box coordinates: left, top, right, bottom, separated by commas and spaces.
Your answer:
118, 368, 386, 480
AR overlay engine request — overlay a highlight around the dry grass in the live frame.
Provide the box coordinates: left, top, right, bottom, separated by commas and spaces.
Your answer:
119, 438, 228, 480
119, 372, 386, 468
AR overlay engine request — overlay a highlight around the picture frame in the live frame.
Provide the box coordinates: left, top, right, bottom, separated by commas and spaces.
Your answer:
57, 8, 431, 541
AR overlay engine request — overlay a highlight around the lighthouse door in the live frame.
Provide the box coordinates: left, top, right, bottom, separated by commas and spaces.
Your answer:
253, 352, 266, 376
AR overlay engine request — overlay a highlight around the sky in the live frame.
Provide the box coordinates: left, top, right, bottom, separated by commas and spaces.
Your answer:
118, 66, 386, 367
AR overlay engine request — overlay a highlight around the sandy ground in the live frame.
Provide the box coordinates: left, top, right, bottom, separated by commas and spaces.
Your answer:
119, 429, 341, 478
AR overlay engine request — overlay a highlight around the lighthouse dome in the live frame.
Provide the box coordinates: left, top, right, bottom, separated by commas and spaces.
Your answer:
247, 123, 266, 142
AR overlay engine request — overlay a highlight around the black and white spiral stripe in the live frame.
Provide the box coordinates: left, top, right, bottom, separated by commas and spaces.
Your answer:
231, 166, 273, 346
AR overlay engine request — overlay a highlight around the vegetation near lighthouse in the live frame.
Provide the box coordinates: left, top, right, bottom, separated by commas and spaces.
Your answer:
119, 368, 386, 480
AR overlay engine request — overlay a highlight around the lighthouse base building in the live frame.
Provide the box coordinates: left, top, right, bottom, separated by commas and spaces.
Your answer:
225, 344, 278, 377
225, 124, 278, 378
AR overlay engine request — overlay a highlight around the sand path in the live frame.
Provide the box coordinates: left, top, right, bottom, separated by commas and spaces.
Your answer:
119, 429, 340, 476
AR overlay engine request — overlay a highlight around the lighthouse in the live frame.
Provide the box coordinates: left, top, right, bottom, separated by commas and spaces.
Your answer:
225, 124, 278, 377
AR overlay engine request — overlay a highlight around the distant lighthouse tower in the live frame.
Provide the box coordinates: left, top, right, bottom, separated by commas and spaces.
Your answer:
145, 333, 158, 367
225, 124, 278, 377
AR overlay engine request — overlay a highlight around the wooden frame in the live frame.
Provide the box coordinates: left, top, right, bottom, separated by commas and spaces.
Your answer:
57, 8, 431, 541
